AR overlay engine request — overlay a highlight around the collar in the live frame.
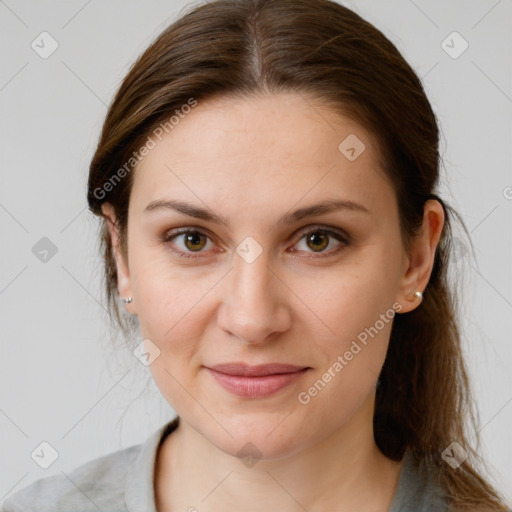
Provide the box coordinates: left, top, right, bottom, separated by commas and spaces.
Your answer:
125, 416, 180, 512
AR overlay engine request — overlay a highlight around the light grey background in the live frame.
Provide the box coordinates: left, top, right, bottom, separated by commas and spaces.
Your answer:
1, 0, 511, 504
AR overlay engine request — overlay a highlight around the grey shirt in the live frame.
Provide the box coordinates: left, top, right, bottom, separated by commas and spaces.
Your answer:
1, 416, 447, 511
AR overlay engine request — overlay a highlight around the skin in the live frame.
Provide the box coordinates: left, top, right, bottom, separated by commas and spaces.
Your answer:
102, 92, 444, 512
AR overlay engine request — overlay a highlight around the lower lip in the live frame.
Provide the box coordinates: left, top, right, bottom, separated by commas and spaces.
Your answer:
206, 368, 310, 398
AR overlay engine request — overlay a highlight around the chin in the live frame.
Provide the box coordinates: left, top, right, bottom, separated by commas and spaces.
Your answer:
201, 418, 310, 462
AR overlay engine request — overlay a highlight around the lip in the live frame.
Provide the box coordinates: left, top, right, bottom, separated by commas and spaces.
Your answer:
205, 363, 311, 398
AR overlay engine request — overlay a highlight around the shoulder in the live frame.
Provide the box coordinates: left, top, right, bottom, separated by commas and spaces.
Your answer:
0, 443, 141, 512
390, 450, 448, 512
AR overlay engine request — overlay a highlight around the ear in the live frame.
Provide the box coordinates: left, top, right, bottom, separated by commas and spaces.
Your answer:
396, 199, 445, 313
101, 203, 137, 315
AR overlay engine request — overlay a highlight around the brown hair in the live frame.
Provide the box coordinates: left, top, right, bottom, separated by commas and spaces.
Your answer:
87, 0, 508, 508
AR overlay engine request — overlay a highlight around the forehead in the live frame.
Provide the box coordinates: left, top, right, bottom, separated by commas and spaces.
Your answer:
131, 92, 394, 216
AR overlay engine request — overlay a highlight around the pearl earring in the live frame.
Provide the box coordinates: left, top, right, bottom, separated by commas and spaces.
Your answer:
122, 297, 133, 304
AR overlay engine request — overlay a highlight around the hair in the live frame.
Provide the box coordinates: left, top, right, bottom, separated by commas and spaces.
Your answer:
87, 0, 508, 509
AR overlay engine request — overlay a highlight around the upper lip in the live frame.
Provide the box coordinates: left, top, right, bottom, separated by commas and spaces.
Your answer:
207, 363, 309, 377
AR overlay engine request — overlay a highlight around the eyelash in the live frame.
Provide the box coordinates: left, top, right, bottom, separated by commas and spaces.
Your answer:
161, 225, 350, 261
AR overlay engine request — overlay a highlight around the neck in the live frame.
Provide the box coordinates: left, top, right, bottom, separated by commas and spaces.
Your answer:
154, 394, 403, 512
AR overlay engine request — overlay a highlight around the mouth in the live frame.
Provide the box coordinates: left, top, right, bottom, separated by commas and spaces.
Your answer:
204, 362, 311, 398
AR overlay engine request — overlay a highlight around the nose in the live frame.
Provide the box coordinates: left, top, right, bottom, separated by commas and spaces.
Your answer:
217, 250, 292, 344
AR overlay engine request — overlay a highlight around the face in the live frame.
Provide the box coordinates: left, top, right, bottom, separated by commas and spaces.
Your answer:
106, 92, 427, 459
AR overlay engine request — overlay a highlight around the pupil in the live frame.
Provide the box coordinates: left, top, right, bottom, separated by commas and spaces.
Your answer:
185, 232, 205, 251
308, 232, 328, 251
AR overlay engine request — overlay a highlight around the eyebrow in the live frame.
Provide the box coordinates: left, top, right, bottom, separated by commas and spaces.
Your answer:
143, 198, 370, 227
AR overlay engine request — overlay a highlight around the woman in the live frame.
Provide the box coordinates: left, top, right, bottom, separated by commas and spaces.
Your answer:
2, 0, 509, 510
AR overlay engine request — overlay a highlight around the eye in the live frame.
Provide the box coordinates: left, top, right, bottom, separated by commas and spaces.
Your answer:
161, 225, 350, 260
162, 228, 215, 259
291, 226, 349, 257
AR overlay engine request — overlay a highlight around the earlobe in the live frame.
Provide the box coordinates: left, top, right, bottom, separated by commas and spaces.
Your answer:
396, 289, 424, 314
101, 203, 136, 314
396, 199, 445, 313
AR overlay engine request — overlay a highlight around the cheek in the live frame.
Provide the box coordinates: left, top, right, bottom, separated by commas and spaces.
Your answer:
128, 244, 215, 338
289, 249, 400, 398
291, 254, 399, 344
295, 273, 395, 378
293, 274, 395, 435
